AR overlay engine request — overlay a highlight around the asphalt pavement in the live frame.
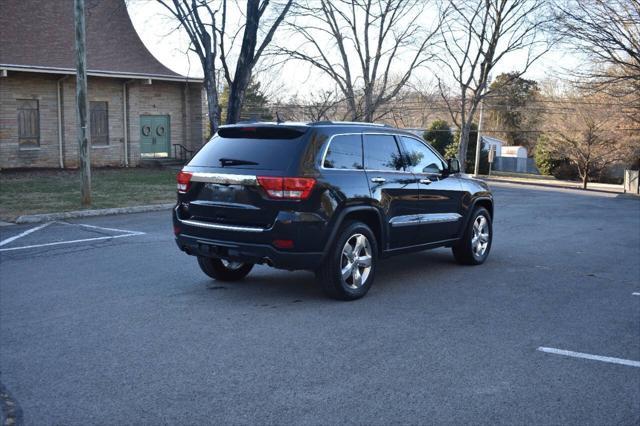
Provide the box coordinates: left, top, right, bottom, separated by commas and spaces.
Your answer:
0, 183, 639, 425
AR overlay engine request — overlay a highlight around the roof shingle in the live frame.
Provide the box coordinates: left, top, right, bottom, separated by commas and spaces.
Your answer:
0, 0, 189, 81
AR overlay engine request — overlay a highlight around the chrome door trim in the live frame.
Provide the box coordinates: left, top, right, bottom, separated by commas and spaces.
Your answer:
390, 213, 462, 227
190, 172, 257, 185
389, 214, 422, 227
421, 213, 462, 224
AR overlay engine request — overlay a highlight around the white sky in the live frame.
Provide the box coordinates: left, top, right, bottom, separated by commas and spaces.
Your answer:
127, 0, 581, 98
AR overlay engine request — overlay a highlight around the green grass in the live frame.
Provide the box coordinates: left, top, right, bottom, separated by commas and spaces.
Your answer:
0, 168, 178, 221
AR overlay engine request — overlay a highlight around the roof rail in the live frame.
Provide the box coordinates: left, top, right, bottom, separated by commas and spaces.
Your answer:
308, 120, 388, 127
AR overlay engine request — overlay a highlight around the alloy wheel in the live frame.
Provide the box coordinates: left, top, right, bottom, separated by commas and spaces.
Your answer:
340, 234, 373, 289
221, 259, 245, 270
471, 215, 490, 257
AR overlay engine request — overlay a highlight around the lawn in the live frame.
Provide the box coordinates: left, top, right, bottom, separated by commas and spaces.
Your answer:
0, 168, 178, 221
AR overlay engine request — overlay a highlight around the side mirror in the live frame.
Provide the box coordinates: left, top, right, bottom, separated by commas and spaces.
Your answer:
447, 158, 461, 174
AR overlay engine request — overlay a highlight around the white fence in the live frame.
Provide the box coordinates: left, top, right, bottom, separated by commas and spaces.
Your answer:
624, 170, 639, 194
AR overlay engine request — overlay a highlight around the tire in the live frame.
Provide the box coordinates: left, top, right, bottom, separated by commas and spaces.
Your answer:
197, 257, 253, 281
316, 221, 378, 300
452, 207, 492, 265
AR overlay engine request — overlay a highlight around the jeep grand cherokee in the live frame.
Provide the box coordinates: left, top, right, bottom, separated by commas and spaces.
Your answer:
173, 121, 493, 300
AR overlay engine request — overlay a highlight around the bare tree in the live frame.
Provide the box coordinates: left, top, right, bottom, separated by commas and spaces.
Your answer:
280, 0, 444, 122
437, 0, 551, 164
302, 90, 346, 122
542, 94, 634, 189
554, 0, 640, 86
554, 0, 640, 125
156, 0, 293, 132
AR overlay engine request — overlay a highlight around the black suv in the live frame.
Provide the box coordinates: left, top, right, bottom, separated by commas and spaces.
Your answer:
173, 122, 493, 300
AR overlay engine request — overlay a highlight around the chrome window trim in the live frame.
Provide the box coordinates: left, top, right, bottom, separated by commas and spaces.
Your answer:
189, 172, 258, 185
389, 213, 462, 227
320, 131, 444, 175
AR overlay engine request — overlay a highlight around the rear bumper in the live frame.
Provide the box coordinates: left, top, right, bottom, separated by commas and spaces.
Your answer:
175, 233, 323, 270
173, 205, 327, 270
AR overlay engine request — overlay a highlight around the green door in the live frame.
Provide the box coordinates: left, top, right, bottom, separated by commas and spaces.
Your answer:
140, 115, 170, 158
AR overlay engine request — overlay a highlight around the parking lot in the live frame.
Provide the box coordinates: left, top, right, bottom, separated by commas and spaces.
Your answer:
1, 182, 639, 425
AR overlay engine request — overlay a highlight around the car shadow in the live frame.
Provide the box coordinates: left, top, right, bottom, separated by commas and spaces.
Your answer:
191, 248, 460, 303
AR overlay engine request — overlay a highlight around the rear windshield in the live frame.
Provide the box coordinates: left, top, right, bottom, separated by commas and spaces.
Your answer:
188, 127, 307, 170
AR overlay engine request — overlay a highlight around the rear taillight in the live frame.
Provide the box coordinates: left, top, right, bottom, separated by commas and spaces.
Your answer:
257, 177, 316, 200
177, 171, 193, 193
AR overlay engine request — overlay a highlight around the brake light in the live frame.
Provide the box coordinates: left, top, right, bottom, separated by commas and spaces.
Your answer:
273, 239, 294, 249
176, 171, 193, 193
257, 177, 316, 200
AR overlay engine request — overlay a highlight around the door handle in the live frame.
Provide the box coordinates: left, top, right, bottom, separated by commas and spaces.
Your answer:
420, 178, 432, 185
370, 177, 386, 183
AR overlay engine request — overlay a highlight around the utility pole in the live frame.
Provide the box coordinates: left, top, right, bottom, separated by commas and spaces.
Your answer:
74, 0, 91, 206
474, 76, 491, 177
473, 98, 484, 177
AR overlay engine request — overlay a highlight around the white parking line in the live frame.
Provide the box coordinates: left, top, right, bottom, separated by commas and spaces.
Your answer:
0, 221, 145, 252
632, 292, 640, 297
0, 222, 52, 247
0, 233, 144, 252
58, 222, 145, 235
537, 347, 640, 367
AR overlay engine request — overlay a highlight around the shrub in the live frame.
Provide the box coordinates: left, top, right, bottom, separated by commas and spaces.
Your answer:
424, 120, 454, 156
445, 124, 490, 174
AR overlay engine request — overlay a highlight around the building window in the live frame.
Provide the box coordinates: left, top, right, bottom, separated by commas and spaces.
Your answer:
17, 99, 40, 148
90, 101, 109, 146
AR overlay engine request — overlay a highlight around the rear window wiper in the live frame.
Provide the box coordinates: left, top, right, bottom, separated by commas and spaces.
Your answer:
219, 158, 259, 167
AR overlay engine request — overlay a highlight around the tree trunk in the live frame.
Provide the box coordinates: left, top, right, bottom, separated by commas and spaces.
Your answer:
364, 84, 373, 122
225, 0, 259, 124
226, 72, 252, 124
204, 75, 219, 136
458, 122, 471, 171
580, 163, 589, 189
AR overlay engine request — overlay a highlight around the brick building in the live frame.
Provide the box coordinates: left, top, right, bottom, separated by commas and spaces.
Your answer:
0, 0, 206, 169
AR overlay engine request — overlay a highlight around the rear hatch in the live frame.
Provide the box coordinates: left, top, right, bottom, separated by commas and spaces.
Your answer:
178, 125, 311, 229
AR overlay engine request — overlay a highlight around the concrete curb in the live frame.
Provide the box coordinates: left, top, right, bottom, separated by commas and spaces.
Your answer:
482, 177, 626, 195
14, 203, 175, 224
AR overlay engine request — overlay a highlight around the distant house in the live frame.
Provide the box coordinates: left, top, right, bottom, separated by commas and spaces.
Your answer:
480, 136, 537, 174
0, 0, 207, 169
480, 135, 503, 157
500, 146, 528, 158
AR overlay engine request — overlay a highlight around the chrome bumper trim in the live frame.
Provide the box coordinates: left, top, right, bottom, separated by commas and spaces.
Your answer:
175, 206, 266, 233
178, 218, 266, 233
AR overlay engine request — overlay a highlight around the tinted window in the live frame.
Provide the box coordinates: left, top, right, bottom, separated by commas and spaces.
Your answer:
400, 136, 444, 174
324, 134, 363, 169
363, 134, 404, 171
189, 128, 307, 170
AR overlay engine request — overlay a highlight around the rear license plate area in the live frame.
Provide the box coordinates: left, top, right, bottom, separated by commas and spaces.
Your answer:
205, 183, 240, 202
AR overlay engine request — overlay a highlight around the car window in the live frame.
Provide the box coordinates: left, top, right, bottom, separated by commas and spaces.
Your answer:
400, 136, 444, 174
363, 134, 404, 171
189, 127, 306, 170
323, 134, 363, 169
